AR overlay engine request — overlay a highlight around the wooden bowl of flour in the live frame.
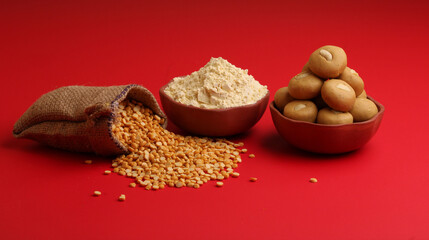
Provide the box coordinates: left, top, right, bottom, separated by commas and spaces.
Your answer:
159, 82, 270, 137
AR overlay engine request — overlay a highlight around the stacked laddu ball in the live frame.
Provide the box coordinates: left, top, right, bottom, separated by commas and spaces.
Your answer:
274, 45, 378, 124
111, 99, 244, 190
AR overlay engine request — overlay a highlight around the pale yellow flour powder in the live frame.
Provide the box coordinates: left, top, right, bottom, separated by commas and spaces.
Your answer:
164, 57, 268, 109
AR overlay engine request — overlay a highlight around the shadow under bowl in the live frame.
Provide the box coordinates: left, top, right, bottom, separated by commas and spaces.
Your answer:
159, 83, 270, 137
269, 96, 385, 154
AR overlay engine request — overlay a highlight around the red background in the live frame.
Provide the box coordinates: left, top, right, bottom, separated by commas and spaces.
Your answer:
1, 0, 428, 239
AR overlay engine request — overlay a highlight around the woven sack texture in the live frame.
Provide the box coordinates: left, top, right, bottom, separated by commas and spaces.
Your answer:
13, 84, 167, 155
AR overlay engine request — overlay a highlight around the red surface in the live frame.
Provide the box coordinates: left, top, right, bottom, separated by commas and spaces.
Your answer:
1, 0, 428, 239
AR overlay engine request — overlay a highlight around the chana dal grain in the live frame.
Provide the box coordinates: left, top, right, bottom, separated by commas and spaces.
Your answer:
111, 99, 244, 190
309, 177, 318, 183
232, 172, 240, 178
249, 177, 258, 182
118, 194, 126, 201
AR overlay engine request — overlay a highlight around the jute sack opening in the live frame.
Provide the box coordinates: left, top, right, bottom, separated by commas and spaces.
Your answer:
13, 84, 167, 156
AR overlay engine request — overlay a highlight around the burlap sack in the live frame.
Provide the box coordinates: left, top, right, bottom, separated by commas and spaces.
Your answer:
13, 84, 167, 156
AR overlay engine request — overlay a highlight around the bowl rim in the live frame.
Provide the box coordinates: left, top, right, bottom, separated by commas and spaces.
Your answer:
270, 96, 385, 127
159, 79, 270, 113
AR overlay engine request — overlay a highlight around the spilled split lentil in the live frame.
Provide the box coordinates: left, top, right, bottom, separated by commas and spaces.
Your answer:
118, 194, 126, 201
309, 178, 318, 183
111, 99, 245, 190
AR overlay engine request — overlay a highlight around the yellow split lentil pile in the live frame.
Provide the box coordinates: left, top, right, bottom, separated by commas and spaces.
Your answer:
111, 99, 245, 190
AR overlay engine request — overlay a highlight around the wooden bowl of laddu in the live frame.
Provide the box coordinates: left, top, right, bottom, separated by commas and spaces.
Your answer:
159, 83, 270, 137
269, 96, 385, 154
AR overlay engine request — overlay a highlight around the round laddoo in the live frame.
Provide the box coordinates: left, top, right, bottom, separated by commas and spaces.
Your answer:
283, 100, 318, 123
316, 108, 353, 125
308, 45, 347, 79
274, 87, 294, 111
302, 62, 310, 72
338, 67, 364, 96
357, 89, 367, 99
288, 72, 323, 99
350, 98, 378, 122
321, 79, 356, 112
